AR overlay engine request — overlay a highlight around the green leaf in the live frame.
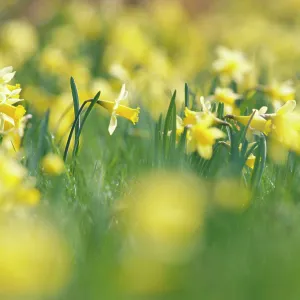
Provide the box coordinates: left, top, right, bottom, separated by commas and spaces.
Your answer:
63, 99, 93, 161
29, 109, 50, 174
70, 77, 81, 141
184, 83, 189, 108
154, 114, 163, 165
209, 76, 220, 95
238, 109, 256, 146
73, 91, 101, 158
217, 102, 224, 119
163, 90, 177, 159
251, 134, 267, 190
178, 127, 187, 154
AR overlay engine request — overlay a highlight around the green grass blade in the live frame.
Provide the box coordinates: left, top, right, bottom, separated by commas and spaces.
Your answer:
30, 109, 50, 174
63, 99, 93, 161
238, 109, 256, 146
70, 77, 81, 140
178, 127, 187, 154
73, 91, 101, 158
154, 114, 163, 165
217, 102, 224, 119
251, 135, 267, 190
184, 83, 189, 108
163, 90, 177, 158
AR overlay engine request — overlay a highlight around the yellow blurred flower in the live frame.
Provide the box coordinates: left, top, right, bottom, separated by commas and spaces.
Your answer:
0, 150, 40, 209
213, 46, 252, 83
22, 85, 53, 115
0, 20, 38, 66
213, 178, 251, 212
214, 87, 240, 106
269, 100, 300, 162
264, 80, 295, 109
123, 171, 206, 259
118, 171, 206, 294
42, 153, 65, 176
66, 1, 102, 39
210, 87, 241, 115
40, 47, 70, 76
0, 216, 71, 297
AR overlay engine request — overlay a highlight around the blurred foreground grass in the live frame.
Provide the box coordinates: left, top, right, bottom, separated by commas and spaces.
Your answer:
1, 1, 300, 299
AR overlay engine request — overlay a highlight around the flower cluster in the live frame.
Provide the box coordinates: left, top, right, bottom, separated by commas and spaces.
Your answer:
0, 66, 28, 152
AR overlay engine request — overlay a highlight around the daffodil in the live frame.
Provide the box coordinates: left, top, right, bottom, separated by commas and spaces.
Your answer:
0, 66, 15, 85
42, 153, 65, 176
214, 87, 240, 106
97, 84, 140, 135
0, 103, 26, 134
212, 46, 252, 83
0, 66, 20, 104
269, 100, 300, 159
183, 107, 202, 126
187, 116, 225, 159
210, 87, 241, 115
264, 80, 295, 107
228, 106, 272, 136
183, 97, 220, 127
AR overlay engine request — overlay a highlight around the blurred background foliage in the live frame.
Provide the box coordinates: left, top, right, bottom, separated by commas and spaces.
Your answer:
2, 1, 300, 299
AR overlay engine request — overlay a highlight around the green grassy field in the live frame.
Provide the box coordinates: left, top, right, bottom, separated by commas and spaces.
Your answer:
1, 1, 300, 299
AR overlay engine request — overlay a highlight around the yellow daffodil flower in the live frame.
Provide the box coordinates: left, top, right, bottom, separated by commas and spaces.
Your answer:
0, 103, 26, 133
183, 107, 202, 126
214, 87, 240, 106
210, 87, 241, 115
212, 46, 252, 83
0, 66, 15, 85
269, 100, 300, 161
265, 80, 295, 105
187, 117, 225, 159
229, 106, 272, 136
97, 84, 140, 135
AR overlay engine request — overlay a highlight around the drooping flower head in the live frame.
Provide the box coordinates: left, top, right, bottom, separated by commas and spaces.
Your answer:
98, 84, 140, 135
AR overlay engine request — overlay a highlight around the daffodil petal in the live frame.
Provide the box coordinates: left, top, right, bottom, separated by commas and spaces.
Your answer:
108, 113, 118, 135
276, 100, 296, 115
197, 145, 213, 160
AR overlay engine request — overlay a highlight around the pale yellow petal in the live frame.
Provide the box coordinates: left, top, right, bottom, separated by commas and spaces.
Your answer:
108, 113, 118, 135
197, 145, 213, 159
209, 127, 225, 139
276, 100, 296, 115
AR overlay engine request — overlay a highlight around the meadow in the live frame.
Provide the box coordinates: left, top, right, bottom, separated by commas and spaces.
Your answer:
1, 0, 300, 299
